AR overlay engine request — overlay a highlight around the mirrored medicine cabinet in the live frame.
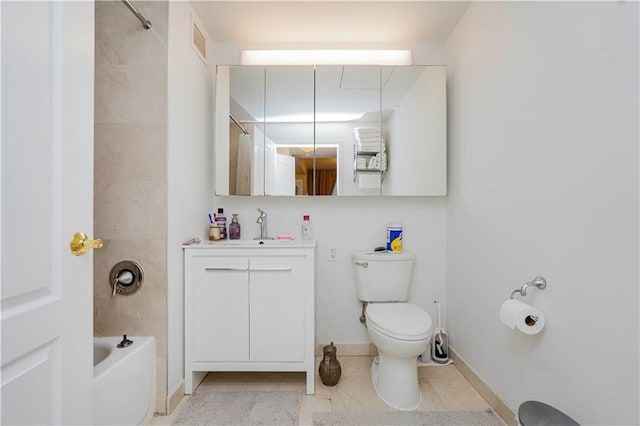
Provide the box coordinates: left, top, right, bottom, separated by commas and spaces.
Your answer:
214, 64, 446, 196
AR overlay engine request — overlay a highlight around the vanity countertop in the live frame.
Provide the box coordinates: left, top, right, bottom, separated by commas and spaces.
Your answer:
183, 239, 317, 249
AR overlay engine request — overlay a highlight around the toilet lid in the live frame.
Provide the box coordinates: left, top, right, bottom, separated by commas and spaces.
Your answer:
366, 303, 432, 341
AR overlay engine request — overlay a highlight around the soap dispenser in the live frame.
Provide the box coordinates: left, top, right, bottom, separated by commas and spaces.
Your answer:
229, 213, 241, 240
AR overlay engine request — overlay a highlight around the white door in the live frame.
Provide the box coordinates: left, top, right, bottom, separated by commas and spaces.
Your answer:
1, 2, 95, 424
252, 127, 265, 195
263, 136, 277, 195
274, 154, 295, 196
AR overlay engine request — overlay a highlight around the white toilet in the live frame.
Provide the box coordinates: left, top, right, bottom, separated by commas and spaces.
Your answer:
352, 250, 432, 411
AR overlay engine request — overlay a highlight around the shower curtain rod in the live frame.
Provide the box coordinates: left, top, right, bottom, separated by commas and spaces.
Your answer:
230, 114, 249, 135
121, 0, 152, 30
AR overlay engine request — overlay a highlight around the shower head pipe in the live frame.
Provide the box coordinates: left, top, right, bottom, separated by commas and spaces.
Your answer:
121, 0, 152, 30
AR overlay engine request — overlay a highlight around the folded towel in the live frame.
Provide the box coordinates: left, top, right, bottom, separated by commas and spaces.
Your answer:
355, 132, 380, 136
377, 152, 387, 171
356, 158, 367, 169
354, 128, 381, 139
367, 156, 377, 169
358, 141, 385, 148
354, 126, 380, 135
356, 136, 384, 144
365, 154, 387, 171
357, 143, 386, 153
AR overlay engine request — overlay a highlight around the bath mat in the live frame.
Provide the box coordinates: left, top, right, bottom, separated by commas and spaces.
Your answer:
312, 409, 503, 425
172, 391, 299, 425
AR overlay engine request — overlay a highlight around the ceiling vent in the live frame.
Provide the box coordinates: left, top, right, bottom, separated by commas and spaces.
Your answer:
191, 18, 207, 64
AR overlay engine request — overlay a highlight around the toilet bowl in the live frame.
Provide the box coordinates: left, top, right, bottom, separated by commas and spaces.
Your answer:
352, 250, 433, 410
366, 302, 432, 410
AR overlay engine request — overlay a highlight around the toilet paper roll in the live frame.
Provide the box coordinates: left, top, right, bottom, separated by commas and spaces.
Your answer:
499, 299, 546, 335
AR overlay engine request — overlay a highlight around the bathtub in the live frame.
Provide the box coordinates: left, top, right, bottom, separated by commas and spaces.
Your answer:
93, 336, 156, 425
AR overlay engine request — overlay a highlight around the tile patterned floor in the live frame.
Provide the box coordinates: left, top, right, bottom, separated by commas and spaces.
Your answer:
152, 356, 504, 425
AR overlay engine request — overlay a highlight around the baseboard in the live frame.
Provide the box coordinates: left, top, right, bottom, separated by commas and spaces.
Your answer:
449, 346, 517, 426
315, 343, 377, 357
167, 380, 185, 415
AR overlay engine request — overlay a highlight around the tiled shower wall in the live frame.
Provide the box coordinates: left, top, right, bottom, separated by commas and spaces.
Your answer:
94, 1, 168, 414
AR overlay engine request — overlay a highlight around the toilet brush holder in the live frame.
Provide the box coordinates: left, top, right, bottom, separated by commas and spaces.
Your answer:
432, 331, 449, 364
432, 300, 449, 363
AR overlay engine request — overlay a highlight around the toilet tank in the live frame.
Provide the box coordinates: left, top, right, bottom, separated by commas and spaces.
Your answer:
352, 251, 415, 302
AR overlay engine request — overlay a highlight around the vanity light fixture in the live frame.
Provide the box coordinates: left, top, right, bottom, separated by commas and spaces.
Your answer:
240, 50, 412, 66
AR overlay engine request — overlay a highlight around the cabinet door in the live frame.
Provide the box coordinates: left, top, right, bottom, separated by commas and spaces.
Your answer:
192, 256, 249, 361
249, 256, 305, 361
264, 66, 315, 196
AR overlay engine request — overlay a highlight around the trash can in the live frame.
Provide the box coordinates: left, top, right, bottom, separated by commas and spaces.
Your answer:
518, 401, 579, 426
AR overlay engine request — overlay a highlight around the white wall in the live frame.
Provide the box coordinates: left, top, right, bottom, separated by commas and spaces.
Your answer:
211, 41, 448, 345
445, 2, 638, 424
167, 2, 214, 399
206, 197, 447, 345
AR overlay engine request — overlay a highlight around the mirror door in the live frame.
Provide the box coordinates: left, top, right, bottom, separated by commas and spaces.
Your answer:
380, 66, 447, 195
215, 65, 266, 195
315, 65, 382, 196
215, 64, 447, 197
264, 66, 315, 195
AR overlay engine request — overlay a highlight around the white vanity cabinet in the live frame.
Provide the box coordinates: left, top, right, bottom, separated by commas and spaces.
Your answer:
184, 242, 316, 394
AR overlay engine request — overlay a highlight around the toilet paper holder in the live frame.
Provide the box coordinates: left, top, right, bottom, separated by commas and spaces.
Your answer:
510, 276, 547, 299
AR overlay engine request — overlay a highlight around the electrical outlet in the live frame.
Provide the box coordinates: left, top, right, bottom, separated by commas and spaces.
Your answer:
329, 247, 337, 261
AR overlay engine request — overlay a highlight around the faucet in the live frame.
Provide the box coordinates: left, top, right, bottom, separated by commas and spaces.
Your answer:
254, 208, 273, 240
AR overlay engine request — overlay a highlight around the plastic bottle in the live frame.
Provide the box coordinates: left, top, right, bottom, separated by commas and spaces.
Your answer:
386, 223, 403, 252
229, 213, 241, 240
215, 208, 227, 239
301, 215, 312, 240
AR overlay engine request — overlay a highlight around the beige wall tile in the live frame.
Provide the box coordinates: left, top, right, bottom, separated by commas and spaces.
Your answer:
95, 64, 167, 124
95, 123, 167, 181
93, 239, 168, 336
94, 0, 169, 414
94, 179, 167, 240
95, 26, 168, 67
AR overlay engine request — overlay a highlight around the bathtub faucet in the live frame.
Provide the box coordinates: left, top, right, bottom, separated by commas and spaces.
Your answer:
117, 335, 133, 348
112, 269, 134, 296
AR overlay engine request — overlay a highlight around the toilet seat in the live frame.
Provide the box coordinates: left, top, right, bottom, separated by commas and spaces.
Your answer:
367, 303, 432, 341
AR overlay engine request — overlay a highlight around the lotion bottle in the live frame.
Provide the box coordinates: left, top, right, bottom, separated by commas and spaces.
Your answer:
301, 215, 312, 240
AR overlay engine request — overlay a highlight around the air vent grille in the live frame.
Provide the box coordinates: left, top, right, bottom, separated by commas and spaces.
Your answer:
192, 20, 207, 63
